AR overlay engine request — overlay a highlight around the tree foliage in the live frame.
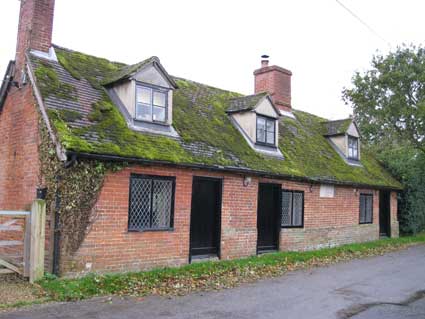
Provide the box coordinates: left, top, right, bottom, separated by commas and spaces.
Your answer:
343, 45, 425, 234
343, 45, 425, 152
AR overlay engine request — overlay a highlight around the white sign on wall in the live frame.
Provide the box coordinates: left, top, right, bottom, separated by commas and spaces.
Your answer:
320, 184, 335, 198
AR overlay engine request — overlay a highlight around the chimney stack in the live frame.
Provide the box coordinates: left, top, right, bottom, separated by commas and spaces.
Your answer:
254, 55, 292, 112
15, 0, 55, 79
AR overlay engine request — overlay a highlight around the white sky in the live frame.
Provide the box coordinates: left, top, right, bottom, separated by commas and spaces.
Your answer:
1, 0, 424, 119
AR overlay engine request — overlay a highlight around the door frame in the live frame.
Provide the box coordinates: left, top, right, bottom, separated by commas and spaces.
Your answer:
189, 176, 223, 262
256, 182, 282, 254
379, 190, 391, 237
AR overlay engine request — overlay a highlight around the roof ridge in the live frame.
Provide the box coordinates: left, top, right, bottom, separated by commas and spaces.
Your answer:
322, 118, 352, 124
52, 43, 127, 67
229, 91, 268, 101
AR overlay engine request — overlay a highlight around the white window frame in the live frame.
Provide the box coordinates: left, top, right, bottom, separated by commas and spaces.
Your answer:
135, 84, 168, 123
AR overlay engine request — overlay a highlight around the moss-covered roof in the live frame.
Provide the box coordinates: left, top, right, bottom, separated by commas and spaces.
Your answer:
227, 92, 268, 113
28, 45, 402, 189
323, 118, 353, 136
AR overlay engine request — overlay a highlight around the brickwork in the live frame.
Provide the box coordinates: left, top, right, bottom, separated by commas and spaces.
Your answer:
15, 0, 55, 75
0, 85, 40, 210
66, 166, 259, 275
65, 165, 398, 276
254, 65, 292, 112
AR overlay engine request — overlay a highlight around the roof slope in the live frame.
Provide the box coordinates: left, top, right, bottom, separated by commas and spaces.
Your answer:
323, 118, 353, 136
227, 92, 268, 113
27, 46, 402, 189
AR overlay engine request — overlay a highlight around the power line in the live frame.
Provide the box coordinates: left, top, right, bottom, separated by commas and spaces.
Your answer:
335, 0, 391, 47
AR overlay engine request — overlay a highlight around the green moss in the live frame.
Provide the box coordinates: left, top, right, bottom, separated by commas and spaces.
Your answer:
34, 61, 77, 101
56, 109, 83, 122
33, 46, 402, 189
56, 47, 124, 89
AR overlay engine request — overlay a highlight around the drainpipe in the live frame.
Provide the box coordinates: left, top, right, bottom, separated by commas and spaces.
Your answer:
52, 174, 61, 275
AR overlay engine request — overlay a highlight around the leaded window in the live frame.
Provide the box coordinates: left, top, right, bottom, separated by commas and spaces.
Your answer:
136, 85, 168, 123
256, 115, 276, 145
128, 174, 175, 231
348, 136, 359, 160
359, 193, 373, 224
281, 190, 304, 227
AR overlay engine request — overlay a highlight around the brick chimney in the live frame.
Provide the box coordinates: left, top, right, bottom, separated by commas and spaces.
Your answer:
15, 0, 55, 79
254, 55, 292, 112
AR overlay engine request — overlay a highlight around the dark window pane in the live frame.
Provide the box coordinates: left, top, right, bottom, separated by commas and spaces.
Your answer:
129, 176, 174, 230
282, 191, 304, 227
152, 180, 173, 228
360, 194, 372, 224
348, 136, 359, 159
153, 91, 166, 107
293, 192, 303, 226
366, 196, 373, 223
137, 87, 151, 104
136, 103, 152, 121
281, 191, 292, 226
266, 132, 275, 144
129, 178, 152, 230
257, 117, 266, 129
153, 105, 166, 122
266, 119, 275, 133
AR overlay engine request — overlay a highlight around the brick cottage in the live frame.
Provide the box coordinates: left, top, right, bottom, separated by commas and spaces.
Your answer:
0, 0, 401, 276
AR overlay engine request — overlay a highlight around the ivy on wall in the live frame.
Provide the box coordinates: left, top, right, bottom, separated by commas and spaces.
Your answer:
38, 115, 125, 273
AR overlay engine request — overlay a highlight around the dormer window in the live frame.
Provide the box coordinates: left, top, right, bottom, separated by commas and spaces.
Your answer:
348, 135, 359, 160
256, 115, 276, 146
136, 85, 168, 123
323, 119, 361, 165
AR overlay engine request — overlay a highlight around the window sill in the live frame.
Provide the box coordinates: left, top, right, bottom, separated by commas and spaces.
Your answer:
281, 225, 304, 229
128, 227, 175, 233
359, 222, 373, 225
255, 142, 277, 149
134, 119, 169, 127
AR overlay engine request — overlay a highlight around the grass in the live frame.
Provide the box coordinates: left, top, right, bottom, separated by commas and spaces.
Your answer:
37, 234, 425, 302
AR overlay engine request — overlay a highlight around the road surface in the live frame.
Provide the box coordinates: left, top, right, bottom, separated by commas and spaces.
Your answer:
2, 244, 425, 319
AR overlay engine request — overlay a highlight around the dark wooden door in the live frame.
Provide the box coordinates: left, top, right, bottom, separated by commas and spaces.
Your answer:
257, 183, 281, 253
379, 191, 391, 237
190, 177, 222, 258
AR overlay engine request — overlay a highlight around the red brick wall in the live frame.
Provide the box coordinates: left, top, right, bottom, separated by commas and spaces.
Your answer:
67, 166, 259, 275
254, 65, 292, 112
0, 85, 40, 210
15, 0, 55, 75
67, 164, 396, 275
279, 182, 380, 250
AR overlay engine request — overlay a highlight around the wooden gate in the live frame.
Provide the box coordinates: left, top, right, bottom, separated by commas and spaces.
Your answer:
0, 200, 46, 283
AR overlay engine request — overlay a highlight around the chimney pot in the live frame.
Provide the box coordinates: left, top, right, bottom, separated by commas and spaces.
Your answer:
261, 54, 269, 68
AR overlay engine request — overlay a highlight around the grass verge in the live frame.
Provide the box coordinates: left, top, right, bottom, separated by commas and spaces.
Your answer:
36, 234, 425, 302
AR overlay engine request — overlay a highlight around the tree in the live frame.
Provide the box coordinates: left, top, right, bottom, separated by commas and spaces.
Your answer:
343, 45, 425, 234
343, 45, 425, 153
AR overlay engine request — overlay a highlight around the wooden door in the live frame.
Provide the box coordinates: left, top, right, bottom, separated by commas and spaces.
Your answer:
190, 177, 222, 259
257, 183, 281, 253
